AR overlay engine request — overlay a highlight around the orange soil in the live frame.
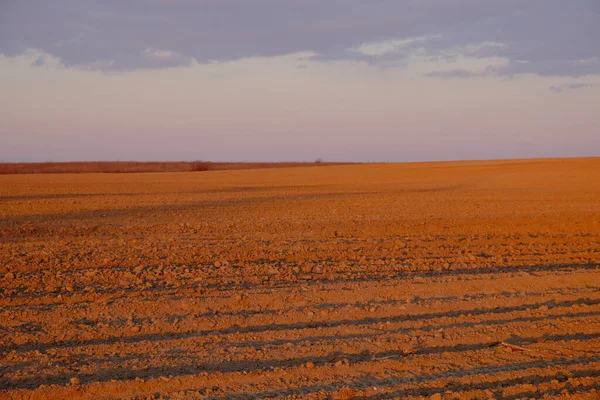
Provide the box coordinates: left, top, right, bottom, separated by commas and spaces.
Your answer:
0, 158, 599, 399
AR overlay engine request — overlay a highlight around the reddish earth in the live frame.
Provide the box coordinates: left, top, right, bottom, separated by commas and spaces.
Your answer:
1, 158, 599, 399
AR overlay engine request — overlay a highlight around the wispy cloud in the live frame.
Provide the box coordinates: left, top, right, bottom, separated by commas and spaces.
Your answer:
145, 48, 174, 59
550, 82, 597, 93
425, 64, 501, 79
426, 69, 479, 79
349, 35, 442, 57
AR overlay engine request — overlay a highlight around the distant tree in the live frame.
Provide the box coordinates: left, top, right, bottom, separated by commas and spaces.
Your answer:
190, 161, 211, 172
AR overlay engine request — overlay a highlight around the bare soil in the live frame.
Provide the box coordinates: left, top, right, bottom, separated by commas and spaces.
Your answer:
1, 158, 599, 399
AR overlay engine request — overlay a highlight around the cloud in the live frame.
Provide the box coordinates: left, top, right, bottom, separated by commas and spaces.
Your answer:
0, 0, 599, 76
142, 47, 192, 68
145, 48, 173, 59
31, 57, 45, 67
350, 35, 442, 57
549, 82, 597, 93
426, 69, 484, 79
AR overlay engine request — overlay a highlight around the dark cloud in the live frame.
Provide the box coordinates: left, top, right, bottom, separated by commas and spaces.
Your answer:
1, 0, 599, 76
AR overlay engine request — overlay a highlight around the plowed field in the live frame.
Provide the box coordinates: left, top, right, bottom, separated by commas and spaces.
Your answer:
1, 158, 599, 399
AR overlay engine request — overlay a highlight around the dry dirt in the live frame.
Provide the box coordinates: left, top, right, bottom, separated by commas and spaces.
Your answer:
1, 158, 599, 400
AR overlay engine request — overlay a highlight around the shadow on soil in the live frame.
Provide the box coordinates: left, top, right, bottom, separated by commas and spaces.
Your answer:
1, 333, 599, 391
2, 296, 600, 356
0, 184, 468, 225
207, 361, 600, 400
4, 263, 599, 305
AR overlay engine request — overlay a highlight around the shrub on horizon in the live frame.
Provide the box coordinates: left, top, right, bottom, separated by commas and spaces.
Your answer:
190, 161, 211, 172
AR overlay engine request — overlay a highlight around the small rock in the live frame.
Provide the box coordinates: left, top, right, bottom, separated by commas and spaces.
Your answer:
301, 264, 313, 273
131, 326, 140, 333
70, 377, 80, 385
305, 362, 315, 369
5, 272, 15, 280
395, 240, 407, 248
429, 394, 442, 400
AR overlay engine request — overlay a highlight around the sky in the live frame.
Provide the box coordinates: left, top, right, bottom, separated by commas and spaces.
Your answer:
1, 0, 599, 162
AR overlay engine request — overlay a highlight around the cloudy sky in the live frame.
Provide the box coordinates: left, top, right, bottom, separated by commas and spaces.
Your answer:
1, 1, 599, 162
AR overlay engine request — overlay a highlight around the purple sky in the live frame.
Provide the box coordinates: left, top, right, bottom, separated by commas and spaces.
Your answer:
1, 0, 599, 162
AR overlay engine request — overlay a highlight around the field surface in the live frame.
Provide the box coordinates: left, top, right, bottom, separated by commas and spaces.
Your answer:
1, 158, 600, 400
